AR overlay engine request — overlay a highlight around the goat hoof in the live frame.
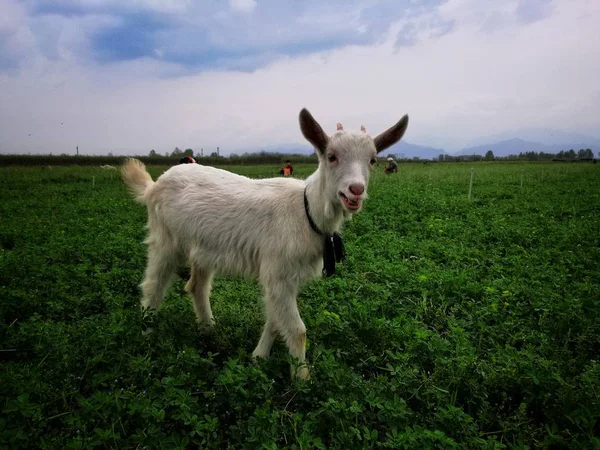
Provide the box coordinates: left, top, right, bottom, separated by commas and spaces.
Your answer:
252, 349, 270, 360
197, 319, 215, 332
292, 365, 310, 381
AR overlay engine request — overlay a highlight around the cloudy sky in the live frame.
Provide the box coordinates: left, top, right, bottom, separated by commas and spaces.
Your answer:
0, 0, 599, 155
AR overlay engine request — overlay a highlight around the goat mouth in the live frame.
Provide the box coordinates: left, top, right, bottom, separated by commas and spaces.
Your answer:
339, 193, 362, 211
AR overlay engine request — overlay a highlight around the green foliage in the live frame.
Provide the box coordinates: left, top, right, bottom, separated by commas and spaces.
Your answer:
1, 162, 599, 448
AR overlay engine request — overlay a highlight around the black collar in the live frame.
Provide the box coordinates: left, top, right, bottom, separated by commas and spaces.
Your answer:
304, 188, 323, 236
303, 187, 346, 277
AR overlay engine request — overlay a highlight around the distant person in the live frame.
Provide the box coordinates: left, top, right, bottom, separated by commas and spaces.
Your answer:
384, 157, 398, 174
179, 156, 196, 164
280, 160, 294, 177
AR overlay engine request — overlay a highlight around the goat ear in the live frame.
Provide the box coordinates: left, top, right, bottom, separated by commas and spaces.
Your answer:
373, 115, 409, 153
299, 108, 329, 155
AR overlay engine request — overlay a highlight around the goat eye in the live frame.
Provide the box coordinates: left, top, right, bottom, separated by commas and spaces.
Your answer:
328, 155, 337, 163
370, 158, 376, 165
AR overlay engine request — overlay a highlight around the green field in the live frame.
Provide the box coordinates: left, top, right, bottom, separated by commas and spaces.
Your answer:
1, 162, 599, 449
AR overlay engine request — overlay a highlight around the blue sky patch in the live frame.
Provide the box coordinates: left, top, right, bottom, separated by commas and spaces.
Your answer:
17, 0, 438, 71
3, 0, 551, 73
92, 13, 175, 62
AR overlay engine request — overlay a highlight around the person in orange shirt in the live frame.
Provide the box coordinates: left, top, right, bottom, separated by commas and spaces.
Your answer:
280, 160, 294, 176
179, 156, 196, 164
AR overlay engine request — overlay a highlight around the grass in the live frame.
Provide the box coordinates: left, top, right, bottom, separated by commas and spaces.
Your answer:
1, 161, 599, 449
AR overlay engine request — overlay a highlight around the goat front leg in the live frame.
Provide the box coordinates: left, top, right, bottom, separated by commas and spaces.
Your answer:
257, 276, 309, 380
279, 301, 309, 381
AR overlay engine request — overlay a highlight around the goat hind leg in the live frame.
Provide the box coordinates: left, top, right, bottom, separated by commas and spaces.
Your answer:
252, 318, 276, 359
185, 266, 215, 326
140, 245, 178, 313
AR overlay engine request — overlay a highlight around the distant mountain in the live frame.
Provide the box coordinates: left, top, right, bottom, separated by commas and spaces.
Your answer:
455, 138, 597, 157
380, 141, 447, 160
465, 129, 600, 148
232, 134, 598, 160
456, 139, 547, 157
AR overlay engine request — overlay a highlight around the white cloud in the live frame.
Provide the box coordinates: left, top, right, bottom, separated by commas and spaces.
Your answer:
0, 0, 599, 155
229, 0, 257, 14
0, 0, 37, 68
0, 0, 27, 33
31, 14, 122, 63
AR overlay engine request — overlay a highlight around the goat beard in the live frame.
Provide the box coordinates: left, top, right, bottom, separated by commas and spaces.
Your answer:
325, 197, 349, 221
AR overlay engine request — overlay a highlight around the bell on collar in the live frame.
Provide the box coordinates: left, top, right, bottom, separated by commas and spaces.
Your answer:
323, 232, 345, 277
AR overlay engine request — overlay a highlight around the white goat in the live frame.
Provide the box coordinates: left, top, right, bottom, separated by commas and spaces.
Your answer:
101, 165, 117, 170
121, 108, 409, 380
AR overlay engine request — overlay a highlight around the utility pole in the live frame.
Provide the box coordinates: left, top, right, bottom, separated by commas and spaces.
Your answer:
217, 147, 219, 157
76, 145, 79, 156
201, 148, 203, 157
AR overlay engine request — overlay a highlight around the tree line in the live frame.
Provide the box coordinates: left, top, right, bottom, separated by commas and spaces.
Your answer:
0, 151, 318, 167
433, 148, 597, 163
0, 147, 596, 166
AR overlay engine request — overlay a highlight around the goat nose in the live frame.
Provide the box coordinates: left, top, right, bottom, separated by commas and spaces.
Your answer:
349, 183, 365, 196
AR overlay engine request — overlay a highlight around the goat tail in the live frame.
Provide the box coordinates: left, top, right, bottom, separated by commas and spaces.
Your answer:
121, 158, 154, 203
